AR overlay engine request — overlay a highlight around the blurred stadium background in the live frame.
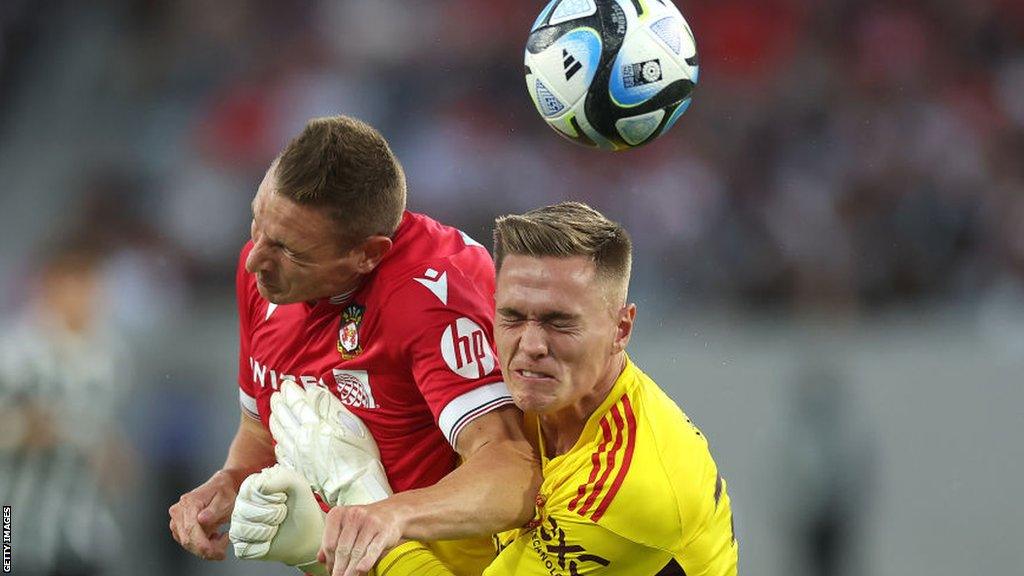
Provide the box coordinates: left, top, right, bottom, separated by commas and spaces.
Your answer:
0, 0, 1021, 574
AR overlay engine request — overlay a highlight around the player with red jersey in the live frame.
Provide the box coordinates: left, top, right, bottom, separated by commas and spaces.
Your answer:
169, 116, 540, 575
237, 211, 508, 495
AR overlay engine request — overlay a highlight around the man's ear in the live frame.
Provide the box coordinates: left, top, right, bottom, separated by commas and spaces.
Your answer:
612, 303, 636, 354
352, 235, 393, 274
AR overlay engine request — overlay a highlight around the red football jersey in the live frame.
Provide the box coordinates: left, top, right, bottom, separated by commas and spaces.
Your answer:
237, 211, 512, 492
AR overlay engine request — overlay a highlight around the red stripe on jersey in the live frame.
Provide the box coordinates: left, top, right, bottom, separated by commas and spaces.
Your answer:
576, 404, 626, 517
590, 396, 637, 522
569, 417, 614, 511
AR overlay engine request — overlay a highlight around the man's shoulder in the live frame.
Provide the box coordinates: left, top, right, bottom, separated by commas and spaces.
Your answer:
568, 366, 721, 546
371, 215, 494, 318
626, 367, 720, 496
619, 370, 737, 565
402, 211, 487, 248
384, 212, 492, 276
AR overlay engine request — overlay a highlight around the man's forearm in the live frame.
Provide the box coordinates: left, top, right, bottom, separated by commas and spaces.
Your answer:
382, 434, 540, 540
220, 413, 277, 490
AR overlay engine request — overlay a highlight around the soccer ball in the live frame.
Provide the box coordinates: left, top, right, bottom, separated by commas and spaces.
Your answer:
524, 0, 698, 150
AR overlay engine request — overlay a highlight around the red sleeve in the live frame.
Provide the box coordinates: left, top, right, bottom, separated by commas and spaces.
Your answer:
388, 260, 513, 449
236, 242, 260, 420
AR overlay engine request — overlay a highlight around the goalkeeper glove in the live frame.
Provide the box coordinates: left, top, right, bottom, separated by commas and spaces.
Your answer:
269, 380, 392, 506
228, 464, 328, 576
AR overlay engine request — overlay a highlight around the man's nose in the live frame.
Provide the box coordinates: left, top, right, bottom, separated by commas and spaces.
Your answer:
245, 243, 271, 274
519, 322, 548, 359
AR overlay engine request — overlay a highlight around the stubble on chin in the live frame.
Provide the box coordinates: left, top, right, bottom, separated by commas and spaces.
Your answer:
255, 282, 287, 304
510, 387, 550, 414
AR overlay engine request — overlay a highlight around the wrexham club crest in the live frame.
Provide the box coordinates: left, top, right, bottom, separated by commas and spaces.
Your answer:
337, 304, 365, 359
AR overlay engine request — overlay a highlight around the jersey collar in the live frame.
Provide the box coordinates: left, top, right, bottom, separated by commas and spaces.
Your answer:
327, 287, 358, 306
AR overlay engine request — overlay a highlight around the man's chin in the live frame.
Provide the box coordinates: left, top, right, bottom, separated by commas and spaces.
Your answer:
256, 283, 289, 304
510, 390, 556, 414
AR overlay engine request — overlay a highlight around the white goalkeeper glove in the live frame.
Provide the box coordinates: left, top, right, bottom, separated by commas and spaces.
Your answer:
228, 464, 327, 576
269, 380, 392, 507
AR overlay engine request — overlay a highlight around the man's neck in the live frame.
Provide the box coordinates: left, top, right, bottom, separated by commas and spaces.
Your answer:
325, 276, 365, 306
539, 354, 627, 457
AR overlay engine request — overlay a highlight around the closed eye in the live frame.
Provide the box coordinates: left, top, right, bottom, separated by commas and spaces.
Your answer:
497, 308, 526, 325
547, 320, 580, 334
540, 312, 579, 328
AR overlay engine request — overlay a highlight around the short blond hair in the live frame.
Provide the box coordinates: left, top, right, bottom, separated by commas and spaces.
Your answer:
275, 115, 406, 246
493, 202, 632, 297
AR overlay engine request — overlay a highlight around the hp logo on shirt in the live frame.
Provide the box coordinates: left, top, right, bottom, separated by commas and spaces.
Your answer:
441, 317, 496, 379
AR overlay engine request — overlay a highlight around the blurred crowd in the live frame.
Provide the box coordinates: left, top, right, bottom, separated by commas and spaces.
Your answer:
3, 0, 1023, 315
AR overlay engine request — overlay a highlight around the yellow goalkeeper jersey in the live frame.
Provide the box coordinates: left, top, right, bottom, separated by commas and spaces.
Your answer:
486, 358, 737, 576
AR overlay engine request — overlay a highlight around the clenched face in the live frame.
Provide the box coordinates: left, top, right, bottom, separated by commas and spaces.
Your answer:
495, 255, 635, 418
245, 168, 365, 304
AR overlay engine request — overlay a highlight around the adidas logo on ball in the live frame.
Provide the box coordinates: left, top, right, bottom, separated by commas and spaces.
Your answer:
563, 49, 582, 81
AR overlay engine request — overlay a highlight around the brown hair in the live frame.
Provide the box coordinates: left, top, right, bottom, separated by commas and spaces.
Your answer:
493, 201, 632, 297
275, 115, 407, 245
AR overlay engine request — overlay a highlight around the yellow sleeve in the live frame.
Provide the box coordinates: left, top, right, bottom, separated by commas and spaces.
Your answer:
674, 473, 738, 576
374, 541, 456, 576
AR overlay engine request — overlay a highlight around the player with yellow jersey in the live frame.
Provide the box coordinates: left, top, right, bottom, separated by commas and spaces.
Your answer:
376, 202, 737, 576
